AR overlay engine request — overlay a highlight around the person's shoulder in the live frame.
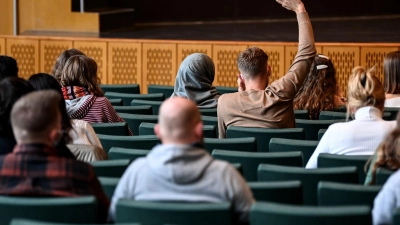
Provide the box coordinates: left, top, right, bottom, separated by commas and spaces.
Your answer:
384, 169, 400, 188
209, 158, 241, 177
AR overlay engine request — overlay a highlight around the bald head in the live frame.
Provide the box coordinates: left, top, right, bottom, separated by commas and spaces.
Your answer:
156, 97, 202, 144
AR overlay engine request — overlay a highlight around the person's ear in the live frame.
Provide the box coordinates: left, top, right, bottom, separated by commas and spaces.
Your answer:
267, 65, 271, 77
49, 128, 62, 145
194, 121, 203, 141
154, 124, 162, 139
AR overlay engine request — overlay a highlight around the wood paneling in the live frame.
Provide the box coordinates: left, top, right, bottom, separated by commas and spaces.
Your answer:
0, 0, 14, 35
177, 44, 213, 67
40, 40, 73, 74
0, 38, 5, 55
285, 46, 323, 72
257, 45, 285, 83
360, 47, 399, 83
6, 38, 39, 79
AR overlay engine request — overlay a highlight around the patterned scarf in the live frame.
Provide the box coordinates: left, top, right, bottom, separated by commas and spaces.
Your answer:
61, 86, 93, 100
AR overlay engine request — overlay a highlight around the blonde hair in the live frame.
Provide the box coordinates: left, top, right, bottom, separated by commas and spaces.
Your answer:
60, 55, 103, 97
346, 66, 385, 120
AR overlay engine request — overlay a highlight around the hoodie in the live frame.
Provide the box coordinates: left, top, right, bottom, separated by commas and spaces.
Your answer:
109, 144, 254, 222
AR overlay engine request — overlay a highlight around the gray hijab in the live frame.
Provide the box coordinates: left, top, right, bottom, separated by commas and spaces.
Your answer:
171, 53, 220, 108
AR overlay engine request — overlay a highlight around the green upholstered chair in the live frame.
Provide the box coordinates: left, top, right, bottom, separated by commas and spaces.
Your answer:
113, 105, 153, 115
97, 134, 160, 153
258, 164, 358, 205
384, 107, 399, 120
98, 177, 120, 200
105, 92, 164, 106
118, 113, 158, 135
199, 108, 218, 117
320, 111, 392, 121
231, 163, 243, 175
269, 138, 318, 165
376, 167, 396, 185
91, 122, 129, 136
109, 98, 123, 106
147, 84, 174, 97
139, 122, 217, 138
213, 150, 303, 181
204, 137, 256, 154
101, 84, 140, 94
116, 200, 232, 225
108, 147, 150, 160
247, 181, 302, 204
130, 100, 163, 115
317, 181, 381, 208
10, 219, 140, 225
0, 196, 97, 225
294, 110, 309, 119
215, 86, 237, 94
317, 153, 370, 184
250, 202, 372, 225
393, 208, 400, 225
318, 129, 327, 141
226, 126, 304, 152
90, 159, 131, 178
295, 119, 344, 140
201, 115, 218, 127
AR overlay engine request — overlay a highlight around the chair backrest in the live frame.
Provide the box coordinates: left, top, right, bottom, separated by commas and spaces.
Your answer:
269, 138, 318, 165
318, 129, 327, 140
147, 84, 174, 97
113, 105, 153, 115
247, 181, 302, 204
384, 107, 399, 120
98, 177, 120, 200
105, 92, 164, 106
258, 164, 358, 205
393, 208, 400, 225
91, 122, 129, 136
317, 153, 370, 184
108, 98, 123, 106
215, 86, 237, 94
118, 113, 158, 135
226, 126, 304, 152
116, 200, 232, 225
97, 134, 160, 153
201, 115, 218, 127
204, 137, 256, 154
101, 84, 140, 94
295, 119, 344, 140
108, 147, 150, 160
317, 181, 382, 208
10, 218, 140, 225
130, 100, 163, 115
90, 159, 132, 177
139, 122, 217, 138
0, 196, 97, 225
376, 167, 396, 185
199, 108, 218, 117
250, 202, 372, 225
212, 150, 303, 181
294, 110, 309, 119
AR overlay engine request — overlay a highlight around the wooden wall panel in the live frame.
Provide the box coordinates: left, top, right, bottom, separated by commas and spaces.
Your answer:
40, 40, 73, 74
73, 41, 108, 84
108, 42, 142, 90
284, 45, 323, 72
212, 45, 247, 87
322, 47, 360, 96
360, 47, 398, 83
0, 38, 5, 54
143, 43, 177, 93
257, 45, 285, 83
6, 38, 39, 79
177, 44, 213, 67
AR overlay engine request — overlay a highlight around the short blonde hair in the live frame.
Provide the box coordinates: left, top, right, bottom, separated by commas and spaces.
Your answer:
347, 66, 385, 119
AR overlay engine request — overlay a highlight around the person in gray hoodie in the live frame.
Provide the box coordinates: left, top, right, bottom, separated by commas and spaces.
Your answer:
109, 97, 254, 222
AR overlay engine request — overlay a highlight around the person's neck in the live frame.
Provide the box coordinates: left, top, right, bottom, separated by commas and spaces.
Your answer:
385, 93, 400, 99
245, 79, 268, 91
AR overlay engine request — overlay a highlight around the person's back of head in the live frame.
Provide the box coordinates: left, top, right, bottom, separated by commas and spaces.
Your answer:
384, 51, 400, 94
52, 49, 85, 83
0, 77, 34, 137
0, 56, 18, 80
155, 97, 203, 145
237, 47, 269, 79
11, 90, 62, 145
60, 55, 103, 97
347, 66, 385, 117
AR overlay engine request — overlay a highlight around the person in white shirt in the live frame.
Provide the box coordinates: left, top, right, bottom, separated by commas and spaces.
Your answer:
306, 66, 396, 169
383, 51, 400, 107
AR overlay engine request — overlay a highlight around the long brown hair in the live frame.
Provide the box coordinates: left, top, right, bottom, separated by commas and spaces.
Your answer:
294, 55, 339, 120
60, 55, 103, 97
52, 49, 85, 83
384, 51, 400, 94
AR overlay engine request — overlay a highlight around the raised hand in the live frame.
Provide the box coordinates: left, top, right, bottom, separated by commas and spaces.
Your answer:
276, 0, 306, 14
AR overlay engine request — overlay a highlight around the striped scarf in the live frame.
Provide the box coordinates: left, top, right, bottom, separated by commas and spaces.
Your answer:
61, 86, 93, 100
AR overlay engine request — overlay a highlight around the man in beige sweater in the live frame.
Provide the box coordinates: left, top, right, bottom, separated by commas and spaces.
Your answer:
217, 0, 316, 138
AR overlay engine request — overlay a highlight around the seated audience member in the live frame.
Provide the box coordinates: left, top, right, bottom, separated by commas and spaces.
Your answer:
109, 97, 254, 222
294, 54, 346, 119
364, 112, 400, 185
59, 55, 133, 135
171, 53, 221, 108
306, 66, 396, 169
52, 48, 85, 82
0, 77, 34, 154
0, 90, 109, 223
0, 55, 18, 80
383, 51, 400, 107
28, 73, 106, 161
373, 169, 400, 225
217, 0, 316, 138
